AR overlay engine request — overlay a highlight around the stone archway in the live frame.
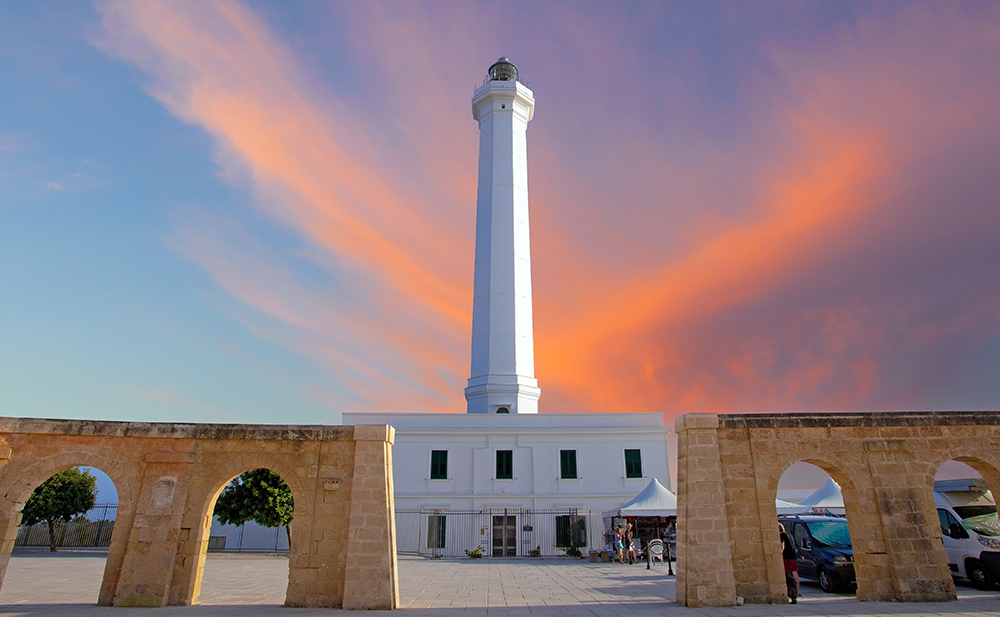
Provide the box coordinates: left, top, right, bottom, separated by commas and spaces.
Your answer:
0, 447, 138, 605
0, 418, 398, 609
674, 411, 1000, 607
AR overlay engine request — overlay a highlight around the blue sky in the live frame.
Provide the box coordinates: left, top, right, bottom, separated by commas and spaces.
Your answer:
4, 2, 1000, 498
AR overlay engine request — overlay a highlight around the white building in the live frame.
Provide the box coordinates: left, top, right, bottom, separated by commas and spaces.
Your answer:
342, 58, 671, 557
342, 410, 671, 556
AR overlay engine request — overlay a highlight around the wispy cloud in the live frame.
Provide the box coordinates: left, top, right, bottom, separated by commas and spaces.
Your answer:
94, 1, 1000, 419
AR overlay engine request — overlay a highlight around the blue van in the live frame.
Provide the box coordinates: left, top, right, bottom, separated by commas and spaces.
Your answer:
779, 515, 856, 593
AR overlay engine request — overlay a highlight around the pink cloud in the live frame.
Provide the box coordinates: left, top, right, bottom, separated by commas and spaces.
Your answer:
95, 1, 1000, 419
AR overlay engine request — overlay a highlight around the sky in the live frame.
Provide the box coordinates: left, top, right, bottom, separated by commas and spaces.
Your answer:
3, 1, 1000, 451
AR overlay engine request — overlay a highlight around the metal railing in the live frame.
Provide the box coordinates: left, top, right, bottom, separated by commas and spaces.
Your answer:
206, 518, 290, 552
15, 504, 118, 548
15, 506, 289, 553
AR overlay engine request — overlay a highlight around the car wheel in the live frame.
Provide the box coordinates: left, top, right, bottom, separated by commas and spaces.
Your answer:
818, 567, 835, 593
966, 559, 993, 591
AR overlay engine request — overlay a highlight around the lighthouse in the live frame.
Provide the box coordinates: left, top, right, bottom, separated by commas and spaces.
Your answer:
464, 57, 541, 414
341, 57, 671, 555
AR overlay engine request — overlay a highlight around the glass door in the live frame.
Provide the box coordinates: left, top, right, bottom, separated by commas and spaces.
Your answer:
492, 511, 517, 556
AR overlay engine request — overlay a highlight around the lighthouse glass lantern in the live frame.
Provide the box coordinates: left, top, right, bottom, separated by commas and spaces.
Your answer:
488, 57, 518, 82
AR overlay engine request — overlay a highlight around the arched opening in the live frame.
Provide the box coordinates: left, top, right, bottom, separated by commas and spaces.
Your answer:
194, 468, 295, 606
933, 457, 1000, 594
775, 461, 857, 601
1, 466, 120, 605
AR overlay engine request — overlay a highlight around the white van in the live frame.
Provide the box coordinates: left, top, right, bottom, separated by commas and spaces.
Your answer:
934, 478, 1000, 590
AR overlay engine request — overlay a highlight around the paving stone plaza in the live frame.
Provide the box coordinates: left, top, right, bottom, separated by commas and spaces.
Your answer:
0, 550, 996, 616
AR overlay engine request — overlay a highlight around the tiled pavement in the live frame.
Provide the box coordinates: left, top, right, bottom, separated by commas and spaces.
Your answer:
0, 549, 997, 616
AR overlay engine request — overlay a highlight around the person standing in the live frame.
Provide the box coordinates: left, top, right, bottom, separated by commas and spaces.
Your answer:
779, 523, 799, 603
625, 523, 637, 564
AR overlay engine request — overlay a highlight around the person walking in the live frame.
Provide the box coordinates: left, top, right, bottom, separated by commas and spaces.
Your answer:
625, 523, 637, 564
779, 523, 799, 603
615, 525, 625, 563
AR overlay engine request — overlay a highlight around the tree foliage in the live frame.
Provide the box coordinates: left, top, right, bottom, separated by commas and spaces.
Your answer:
21, 467, 98, 552
213, 469, 294, 544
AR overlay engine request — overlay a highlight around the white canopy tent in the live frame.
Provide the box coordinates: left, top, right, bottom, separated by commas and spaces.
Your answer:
604, 478, 676, 518
798, 478, 846, 513
775, 498, 811, 515
603, 478, 812, 518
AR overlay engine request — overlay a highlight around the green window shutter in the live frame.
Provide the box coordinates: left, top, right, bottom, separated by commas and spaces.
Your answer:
496, 450, 513, 479
560, 450, 577, 479
624, 449, 642, 478
430, 450, 448, 479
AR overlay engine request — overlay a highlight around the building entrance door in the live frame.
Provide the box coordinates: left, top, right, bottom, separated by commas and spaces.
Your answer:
492, 512, 517, 556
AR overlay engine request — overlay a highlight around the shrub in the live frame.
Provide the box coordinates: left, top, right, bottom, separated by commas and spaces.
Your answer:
464, 545, 484, 558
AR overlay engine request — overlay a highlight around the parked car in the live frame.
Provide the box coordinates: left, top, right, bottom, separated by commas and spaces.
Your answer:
935, 478, 1000, 590
779, 515, 856, 593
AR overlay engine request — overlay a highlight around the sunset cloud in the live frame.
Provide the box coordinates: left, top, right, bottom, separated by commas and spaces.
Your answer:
93, 1, 1000, 420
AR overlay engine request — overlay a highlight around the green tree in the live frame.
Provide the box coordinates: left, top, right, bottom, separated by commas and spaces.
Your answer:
213, 469, 294, 546
21, 467, 98, 552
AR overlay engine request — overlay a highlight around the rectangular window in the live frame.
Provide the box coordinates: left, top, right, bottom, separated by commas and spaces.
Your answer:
624, 449, 643, 478
427, 515, 446, 549
430, 450, 448, 480
555, 515, 587, 547
496, 450, 513, 479
560, 449, 578, 479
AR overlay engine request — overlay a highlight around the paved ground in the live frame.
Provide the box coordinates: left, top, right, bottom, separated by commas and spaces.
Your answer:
0, 549, 997, 616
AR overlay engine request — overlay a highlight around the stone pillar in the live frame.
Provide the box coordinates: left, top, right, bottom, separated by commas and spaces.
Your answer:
342, 425, 398, 610
113, 452, 195, 607
864, 437, 955, 601
674, 413, 738, 607
165, 487, 212, 606
284, 439, 336, 607
99, 497, 135, 605
717, 427, 786, 604
0, 446, 17, 596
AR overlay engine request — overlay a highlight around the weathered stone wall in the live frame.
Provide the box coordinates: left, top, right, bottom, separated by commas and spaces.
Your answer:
0, 417, 398, 609
674, 411, 1000, 607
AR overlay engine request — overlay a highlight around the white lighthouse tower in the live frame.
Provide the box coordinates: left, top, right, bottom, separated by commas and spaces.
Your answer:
465, 57, 540, 414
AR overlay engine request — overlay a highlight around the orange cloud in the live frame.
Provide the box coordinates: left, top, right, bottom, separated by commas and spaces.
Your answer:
95, 1, 1000, 419
534, 124, 888, 414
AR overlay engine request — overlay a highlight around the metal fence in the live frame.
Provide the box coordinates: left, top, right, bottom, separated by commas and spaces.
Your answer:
395, 508, 607, 558
16, 504, 118, 548
15, 505, 289, 553
206, 518, 290, 552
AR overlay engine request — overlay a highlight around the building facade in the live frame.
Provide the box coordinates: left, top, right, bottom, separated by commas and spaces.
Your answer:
342, 411, 671, 556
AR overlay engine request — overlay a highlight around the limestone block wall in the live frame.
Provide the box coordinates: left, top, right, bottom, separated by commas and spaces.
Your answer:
674, 411, 1000, 607
0, 417, 398, 609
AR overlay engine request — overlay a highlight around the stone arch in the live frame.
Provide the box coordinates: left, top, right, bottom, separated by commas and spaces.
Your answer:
764, 456, 856, 501
930, 454, 1000, 495
928, 455, 1000, 589
168, 451, 317, 607
197, 458, 309, 529
758, 456, 863, 598
767, 455, 881, 597
0, 451, 136, 605
0, 451, 135, 512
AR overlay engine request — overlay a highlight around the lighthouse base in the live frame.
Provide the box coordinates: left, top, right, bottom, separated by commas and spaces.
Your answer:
465, 375, 540, 414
